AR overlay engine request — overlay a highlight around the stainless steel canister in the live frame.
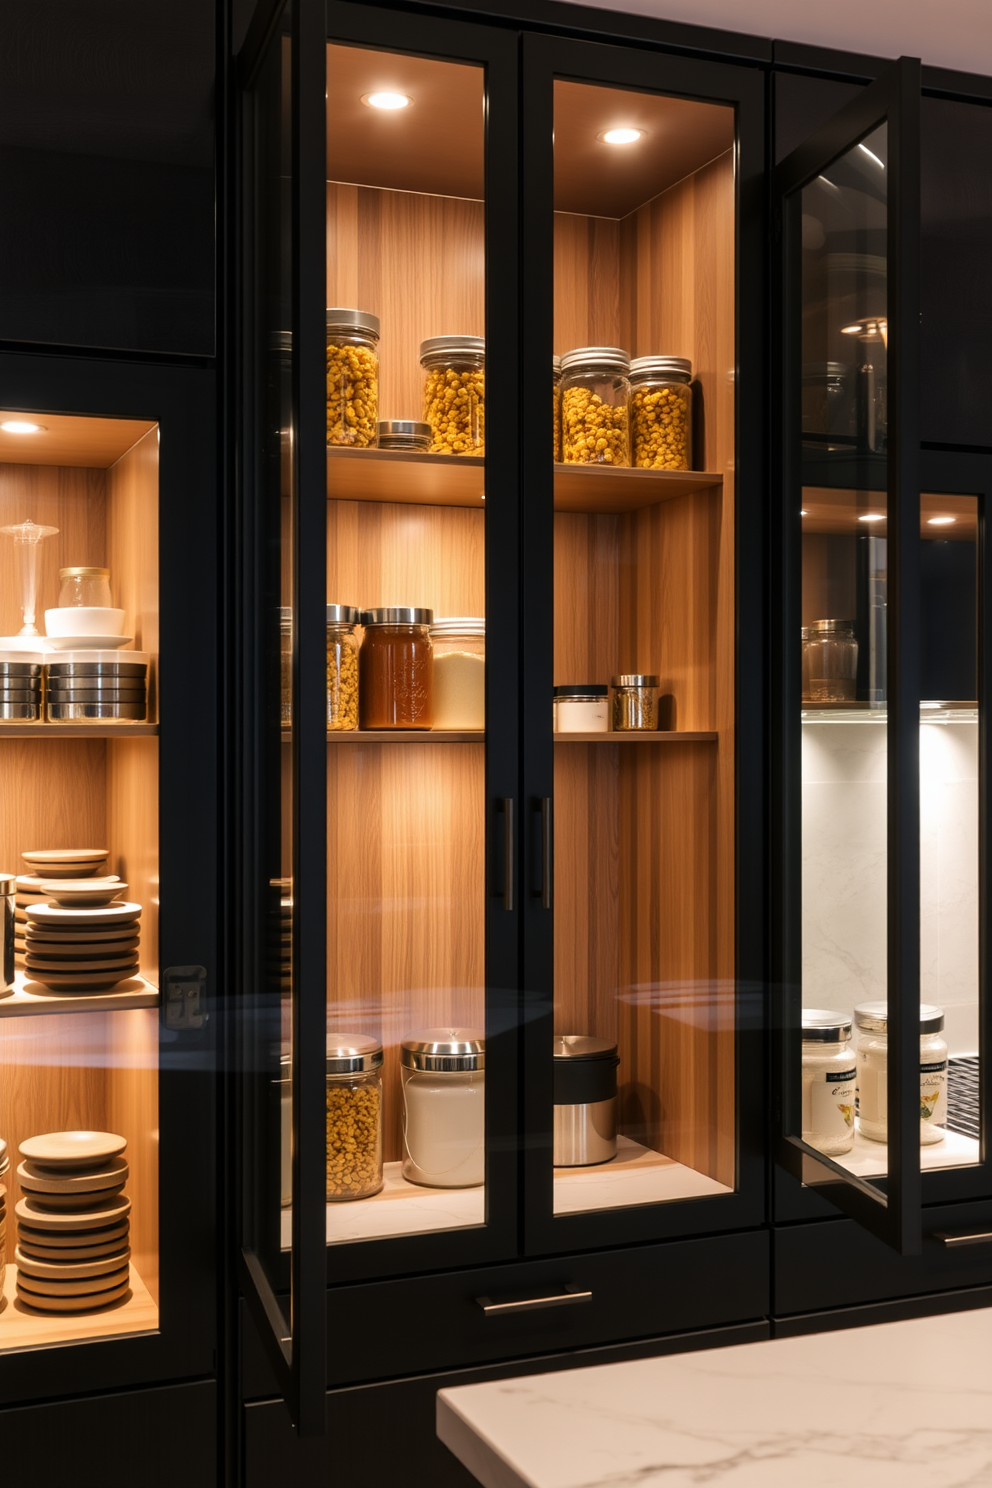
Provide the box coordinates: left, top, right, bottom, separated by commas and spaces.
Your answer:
0, 873, 15, 991
0, 657, 43, 721
553, 1035, 620, 1166
45, 654, 148, 721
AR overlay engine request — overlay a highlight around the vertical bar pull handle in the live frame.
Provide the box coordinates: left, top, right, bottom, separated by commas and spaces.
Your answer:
541, 796, 553, 910
500, 798, 514, 912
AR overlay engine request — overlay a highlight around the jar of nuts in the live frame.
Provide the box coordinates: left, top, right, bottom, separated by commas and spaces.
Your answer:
611, 674, 659, 731
420, 336, 485, 455
326, 1035, 384, 1202
629, 356, 693, 471
553, 355, 562, 463
326, 604, 360, 731
560, 347, 631, 466
326, 308, 380, 447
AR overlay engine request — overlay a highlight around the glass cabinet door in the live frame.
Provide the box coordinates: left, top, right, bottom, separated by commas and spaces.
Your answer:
520, 36, 766, 1252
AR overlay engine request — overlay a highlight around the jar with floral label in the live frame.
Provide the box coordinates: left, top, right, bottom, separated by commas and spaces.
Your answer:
854, 1002, 948, 1144
801, 1009, 856, 1155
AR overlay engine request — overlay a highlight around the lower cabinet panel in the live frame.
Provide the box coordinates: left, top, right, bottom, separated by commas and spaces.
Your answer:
773, 1201, 992, 1316
243, 1321, 770, 1488
0, 1380, 216, 1486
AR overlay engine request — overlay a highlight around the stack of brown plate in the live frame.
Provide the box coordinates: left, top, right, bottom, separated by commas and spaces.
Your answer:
0, 1137, 9, 1305
13, 873, 124, 966
268, 879, 292, 992
24, 899, 141, 991
14, 1132, 131, 1313
21, 848, 110, 879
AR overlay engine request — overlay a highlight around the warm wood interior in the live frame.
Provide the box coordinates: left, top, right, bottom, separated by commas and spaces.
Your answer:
801, 487, 977, 538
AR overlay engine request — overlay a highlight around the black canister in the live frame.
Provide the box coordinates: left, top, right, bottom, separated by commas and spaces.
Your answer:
553, 1035, 619, 1166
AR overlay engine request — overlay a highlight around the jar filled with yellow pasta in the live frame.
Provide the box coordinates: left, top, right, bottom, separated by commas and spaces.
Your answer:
326, 604, 360, 731
326, 308, 379, 447
629, 356, 693, 471
560, 347, 630, 466
553, 355, 562, 462
420, 336, 485, 454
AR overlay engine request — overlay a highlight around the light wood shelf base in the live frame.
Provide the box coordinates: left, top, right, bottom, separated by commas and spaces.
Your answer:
0, 723, 158, 739
0, 971, 159, 1018
281, 1161, 486, 1249
825, 1127, 980, 1181
0, 1262, 157, 1351
553, 1136, 732, 1215
554, 731, 717, 743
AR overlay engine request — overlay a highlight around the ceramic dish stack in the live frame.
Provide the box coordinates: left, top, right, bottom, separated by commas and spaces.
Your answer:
45, 650, 148, 723
14, 1131, 131, 1313
19, 856, 141, 992
269, 879, 292, 992
13, 872, 76, 967
0, 1136, 9, 1304
0, 651, 43, 721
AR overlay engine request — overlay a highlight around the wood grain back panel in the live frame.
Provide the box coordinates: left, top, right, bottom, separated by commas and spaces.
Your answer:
0, 738, 107, 874
327, 498, 484, 617
0, 463, 106, 638
553, 512, 619, 686
107, 426, 159, 719
106, 1007, 159, 1304
553, 214, 622, 356
107, 738, 159, 989
553, 742, 619, 1044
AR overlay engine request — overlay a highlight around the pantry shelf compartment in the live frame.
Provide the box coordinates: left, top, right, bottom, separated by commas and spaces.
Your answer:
554, 731, 717, 743
0, 723, 158, 738
0, 1263, 157, 1351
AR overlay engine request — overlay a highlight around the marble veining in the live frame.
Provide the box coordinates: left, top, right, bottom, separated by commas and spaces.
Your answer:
438, 1308, 992, 1488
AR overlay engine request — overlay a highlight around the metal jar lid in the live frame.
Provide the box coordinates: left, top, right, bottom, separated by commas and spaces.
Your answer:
553, 355, 562, 377
553, 1035, 618, 1061
401, 1027, 485, 1072
553, 684, 607, 698
326, 1034, 383, 1075
59, 566, 109, 579
802, 1008, 853, 1041
0, 873, 15, 895
46, 660, 147, 678
810, 618, 856, 635
325, 307, 380, 339
361, 607, 433, 626
611, 674, 659, 688
377, 420, 431, 441
419, 335, 485, 365
430, 616, 485, 636
854, 1001, 945, 1035
326, 605, 361, 625
0, 653, 44, 667
629, 355, 692, 381
560, 346, 630, 375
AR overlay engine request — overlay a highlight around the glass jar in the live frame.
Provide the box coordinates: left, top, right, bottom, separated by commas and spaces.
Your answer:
612, 674, 659, 731
326, 604, 360, 731
554, 684, 608, 733
401, 1028, 485, 1188
807, 618, 858, 703
629, 356, 693, 471
801, 1009, 856, 1156
376, 420, 431, 452
58, 567, 112, 608
553, 355, 562, 463
359, 607, 434, 729
420, 336, 485, 455
854, 1002, 948, 1145
800, 626, 811, 702
325, 1035, 384, 1201
560, 347, 630, 466
279, 607, 292, 724
429, 617, 485, 730
326, 308, 380, 448
801, 362, 852, 439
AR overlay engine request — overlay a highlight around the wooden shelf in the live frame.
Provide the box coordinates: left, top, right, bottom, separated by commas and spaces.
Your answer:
0, 723, 157, 739
554, 730, 717, 743
325, 446, 721, 513
0, 1262, 157, 1352
0, 972, 159, 1019
282, 727, 483, 742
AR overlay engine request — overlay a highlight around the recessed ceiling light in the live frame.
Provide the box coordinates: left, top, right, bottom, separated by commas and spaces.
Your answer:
362, 91, 412, 110
1, 420, 46, 434
858, 513, 885, 522
600, 127, 644, 145
927, 516, 956, 526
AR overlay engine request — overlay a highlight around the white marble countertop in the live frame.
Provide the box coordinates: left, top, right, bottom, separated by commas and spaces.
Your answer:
438, 1306, 992, 1487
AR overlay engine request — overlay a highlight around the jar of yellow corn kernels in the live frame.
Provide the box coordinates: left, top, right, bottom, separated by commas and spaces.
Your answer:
553, 355, 562, 462
420, 336, 485, 454
629, 356, 693, 471
326, 604, 360, 731
560, 347, 630, 466
326, 1036, 383, 1201
326, 308, 380, 447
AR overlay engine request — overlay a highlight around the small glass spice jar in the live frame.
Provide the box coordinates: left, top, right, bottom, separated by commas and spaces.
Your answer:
325, 1035, 383, 1201
801, 1009, 857, 1156
401, 1028, 485, 1189
554, 684, 608, 733
807, 618, 858, 703
553, 355, 562, 463
560, 347, 630, 466
430, 617, 485, 730
376, 419, 431, 452
326, 604, 360, 731
360, 607, 434, 729
326, 308, 380, 448
629, 356, 693, 471
800, 625, 811, 703
612, 674, 659, 731
279, 607, 292, 724
420, 336, 485, 455
58, 566, 112, 608
854, 1002, 948, 1145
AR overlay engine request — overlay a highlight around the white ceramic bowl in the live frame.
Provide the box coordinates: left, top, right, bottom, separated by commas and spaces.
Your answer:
45, 607, 125, 638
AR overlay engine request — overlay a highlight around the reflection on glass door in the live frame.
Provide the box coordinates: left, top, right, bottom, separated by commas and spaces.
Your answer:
550, 79, 737, 1215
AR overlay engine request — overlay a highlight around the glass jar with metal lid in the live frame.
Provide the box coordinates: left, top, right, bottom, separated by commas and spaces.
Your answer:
553, 683, 608, 734
359, 607, 433, 730
611, 674, 659, 731
801, 1009, 856, 1155
58, 567, 112, 608
553, 355, 562, 462
553, 1035, 620, 1166
326, 604, 360, 731
0, 871, 14, 990
400, 1028, 485, 1188
629, 356, 693, 471
560, 347, 630, 466
854, 1002, 948, 1144
800, 626, 811, 702
325, 1035, 384, 1201
376, 420, 431, 453
430, 618, 484, 730
807, 618, 858, 703
802, 361, 853, 439
326, 308, 380, 448
420, 336, 485, 455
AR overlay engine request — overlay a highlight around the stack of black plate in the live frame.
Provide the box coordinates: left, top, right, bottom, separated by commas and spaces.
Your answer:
0, 655, 42, 720
45, 654, 147, 722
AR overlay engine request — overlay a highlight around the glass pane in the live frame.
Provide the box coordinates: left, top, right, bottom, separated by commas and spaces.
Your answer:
550, 80, 737, 1215
320, 44, 487, 1245
0, 410, 160, 1345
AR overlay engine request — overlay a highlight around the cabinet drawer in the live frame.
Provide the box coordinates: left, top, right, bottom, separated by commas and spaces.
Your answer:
774, 1201, 992, 1316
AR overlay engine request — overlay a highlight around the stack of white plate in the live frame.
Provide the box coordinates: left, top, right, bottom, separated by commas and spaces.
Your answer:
14, 1132, 131, 1313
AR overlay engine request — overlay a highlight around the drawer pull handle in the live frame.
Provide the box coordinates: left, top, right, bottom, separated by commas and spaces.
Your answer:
476, 1283, 592, 1316
934, 1228, 992, 1248
499, 797, 514, 912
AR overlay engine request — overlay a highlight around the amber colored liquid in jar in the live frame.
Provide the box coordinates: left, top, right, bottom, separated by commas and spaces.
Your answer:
360, 625, 433, 729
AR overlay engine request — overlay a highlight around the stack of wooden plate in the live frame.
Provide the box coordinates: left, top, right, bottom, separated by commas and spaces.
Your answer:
268, 877, 292, 991
24, 900, 142, 991
15, 850, 114, 968
14, 1132, 131, 1313
0, 1137, 8, 1305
